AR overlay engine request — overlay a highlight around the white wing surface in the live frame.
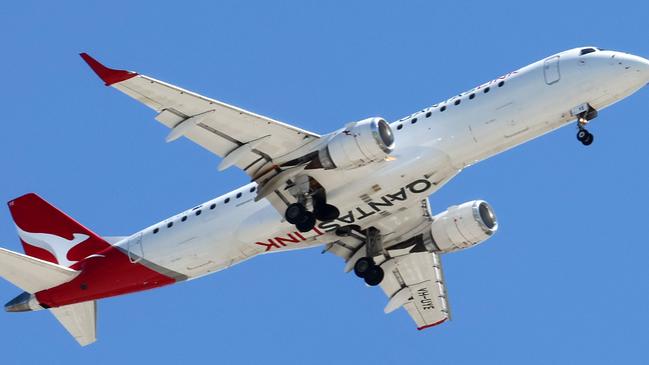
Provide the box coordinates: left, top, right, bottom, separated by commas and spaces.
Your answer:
50, 301, 97, 346
326, 199, 451, 329
80, 53, 319, 179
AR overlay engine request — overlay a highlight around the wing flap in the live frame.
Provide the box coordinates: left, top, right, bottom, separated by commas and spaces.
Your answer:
380, 251, 450, 329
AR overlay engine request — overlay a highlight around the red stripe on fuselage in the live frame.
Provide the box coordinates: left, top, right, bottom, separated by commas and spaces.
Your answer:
35, 245, 176, 308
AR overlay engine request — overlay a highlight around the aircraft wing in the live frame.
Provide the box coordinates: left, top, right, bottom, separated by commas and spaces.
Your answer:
80, 53, 320, 178
325, 199, 451, 330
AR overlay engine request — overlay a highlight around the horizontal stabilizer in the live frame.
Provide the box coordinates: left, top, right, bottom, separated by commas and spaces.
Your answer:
0, 247, 79, 293
51, 301, 97, 346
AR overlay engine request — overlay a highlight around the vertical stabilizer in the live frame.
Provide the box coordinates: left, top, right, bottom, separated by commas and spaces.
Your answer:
7, 193, 111, 267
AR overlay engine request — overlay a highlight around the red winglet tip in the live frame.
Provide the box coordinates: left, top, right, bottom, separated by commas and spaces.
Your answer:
417, 318, 448, 331
79, 52, 138, 86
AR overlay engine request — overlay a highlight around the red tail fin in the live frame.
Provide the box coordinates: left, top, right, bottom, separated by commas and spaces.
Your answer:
7, 193, 111, 268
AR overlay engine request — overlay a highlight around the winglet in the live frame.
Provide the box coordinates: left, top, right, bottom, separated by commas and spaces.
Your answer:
79, 53, 138, 86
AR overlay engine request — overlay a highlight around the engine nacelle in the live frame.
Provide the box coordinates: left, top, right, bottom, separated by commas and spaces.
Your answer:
430, 200, 498, 253
318, 117, 395, 170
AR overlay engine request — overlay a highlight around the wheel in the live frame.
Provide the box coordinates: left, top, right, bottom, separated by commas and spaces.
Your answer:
582, 132, 594, 146
353, 257, 374, 278
285, 203, 306, 224
314, 204, 340, 222
363, 265, 384, 286
295, 211, 316, 232
577, 129, 588, 142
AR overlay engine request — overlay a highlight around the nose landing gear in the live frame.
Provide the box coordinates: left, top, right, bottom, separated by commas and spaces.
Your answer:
572, 103, 598, 146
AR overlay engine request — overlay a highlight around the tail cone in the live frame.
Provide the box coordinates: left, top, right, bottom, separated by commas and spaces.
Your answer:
5, 292, 42, 312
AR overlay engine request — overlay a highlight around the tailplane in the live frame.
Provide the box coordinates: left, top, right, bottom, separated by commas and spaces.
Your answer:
3, 193, 105, 346
0, 246, 98, 346
0, 247, 79, 298
8, 193, 111, 267
50, 301, 97, 346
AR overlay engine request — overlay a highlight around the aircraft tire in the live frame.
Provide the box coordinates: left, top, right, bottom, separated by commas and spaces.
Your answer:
353, 257, 374, 278
363, 265, 384, 286
296, 211, 316, 232
285, 203, 307, 224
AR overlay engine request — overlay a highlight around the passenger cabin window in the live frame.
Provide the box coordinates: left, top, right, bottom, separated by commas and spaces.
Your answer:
425, 111, 432, 118
225, 198, 230, 203
167, 222, 173, 228
181, 216, 187, 222
483, 87, 490, 93
250, 187, 256, 193
580, 48, 596, 56
210, 203, 216, 209
236, 192, 242, 198
498, 81, 505, 87
153, 228, 159, 234
469, 93, 475, 100
397, 124, 403, 130
196, 210, 202, 216
440, 105, 446, 112
454, 99, 461, 106
411, 118, 417, 124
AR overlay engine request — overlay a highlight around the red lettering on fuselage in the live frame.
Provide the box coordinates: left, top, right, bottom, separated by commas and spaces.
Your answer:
255, 228, 326, 252
252, 177, 436, 252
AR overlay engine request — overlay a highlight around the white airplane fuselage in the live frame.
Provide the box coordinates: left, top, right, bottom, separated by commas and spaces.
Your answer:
112, 47, 649, 282
5, 46, 649, 348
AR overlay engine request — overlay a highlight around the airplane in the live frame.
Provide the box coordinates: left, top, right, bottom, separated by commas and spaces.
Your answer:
1, 47, 648, 346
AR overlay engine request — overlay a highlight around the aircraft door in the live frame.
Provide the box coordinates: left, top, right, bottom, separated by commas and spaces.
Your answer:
127, 232, 144, 263
543, 55, 560, 85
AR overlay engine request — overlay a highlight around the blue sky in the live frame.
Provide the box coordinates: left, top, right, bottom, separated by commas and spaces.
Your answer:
1, 1, 649, 363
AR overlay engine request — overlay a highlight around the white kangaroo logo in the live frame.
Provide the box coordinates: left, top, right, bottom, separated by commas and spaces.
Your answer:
16, 226, 89, 267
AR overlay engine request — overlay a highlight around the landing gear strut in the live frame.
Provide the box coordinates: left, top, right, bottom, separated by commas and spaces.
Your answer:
573, 104, 597, 146
346, 226, 385, 287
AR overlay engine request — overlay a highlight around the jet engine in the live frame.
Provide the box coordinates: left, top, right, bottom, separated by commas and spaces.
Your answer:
316, 117, 395, 170
430, 200, 498, 253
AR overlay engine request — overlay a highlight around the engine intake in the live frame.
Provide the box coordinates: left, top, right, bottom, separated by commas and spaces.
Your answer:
318, 117, 394, 170
430, 200, 498, 253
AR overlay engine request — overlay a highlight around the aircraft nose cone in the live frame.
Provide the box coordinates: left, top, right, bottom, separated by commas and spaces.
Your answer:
621, 53, 649, 81
640, 57, 649, 82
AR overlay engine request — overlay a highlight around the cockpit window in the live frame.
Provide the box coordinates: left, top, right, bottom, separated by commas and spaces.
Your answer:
580, 48, 596, 56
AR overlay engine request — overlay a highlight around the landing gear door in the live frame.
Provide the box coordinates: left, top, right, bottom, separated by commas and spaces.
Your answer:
543, 55, 560, 85
128, 232, 144, 263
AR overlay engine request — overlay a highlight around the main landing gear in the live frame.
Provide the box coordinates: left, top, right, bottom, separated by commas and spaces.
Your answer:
338, 226, 385, 286
284, 177, 340, 232
573, 103, 598, 146
353, 257, 384, 286
285, 202, 340, 232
